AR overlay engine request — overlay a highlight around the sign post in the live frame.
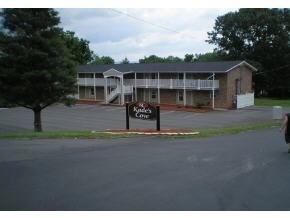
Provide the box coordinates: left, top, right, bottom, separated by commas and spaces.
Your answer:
126, 103, 129, 130
156, 105, 160, 131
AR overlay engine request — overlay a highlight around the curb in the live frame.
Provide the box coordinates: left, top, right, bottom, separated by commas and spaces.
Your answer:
105, 132, 200, 135
94, 130, 200, 135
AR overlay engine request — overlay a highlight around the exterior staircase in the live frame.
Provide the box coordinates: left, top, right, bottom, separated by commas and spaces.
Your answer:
106, 85, 133, 103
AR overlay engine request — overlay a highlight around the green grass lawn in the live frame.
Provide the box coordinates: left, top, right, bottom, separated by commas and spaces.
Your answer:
165, 121, 280, 139
0, 131, 137, 140
255, 98, 290, 107
0, 120, 280, 139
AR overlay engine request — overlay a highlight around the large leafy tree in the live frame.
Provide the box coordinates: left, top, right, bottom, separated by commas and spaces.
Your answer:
193, 52, 224, 62
184, 54, 194, 62
121, 57, 130, 64
164, 55, 183, 63
0, 9, 77, 132
91, 54, 115, 64
139, 55, 183, 63
207, 8, 290, 97
60, 30, 94, 64
139, 55, 165, 63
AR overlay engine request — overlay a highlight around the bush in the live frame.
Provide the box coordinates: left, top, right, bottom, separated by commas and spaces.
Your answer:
195, 102, 204, 108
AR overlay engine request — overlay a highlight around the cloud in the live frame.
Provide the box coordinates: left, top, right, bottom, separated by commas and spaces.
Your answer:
57, 8, 237, 63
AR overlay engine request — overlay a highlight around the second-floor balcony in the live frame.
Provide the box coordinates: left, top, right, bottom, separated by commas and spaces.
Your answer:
77, 78, 219, 90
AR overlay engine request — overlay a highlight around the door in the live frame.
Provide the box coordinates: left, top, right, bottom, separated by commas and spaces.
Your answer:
177, 90, 184, 105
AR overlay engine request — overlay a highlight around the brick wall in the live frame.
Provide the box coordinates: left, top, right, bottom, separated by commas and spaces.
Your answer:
95, 87, 104, 100
136, 88, 153, 103
136, 88, 144, 101
226, 66, 253, 108
159, 89, 176, 105
79, 87, 87, 99
215, 65, 253, 109
191, 91, 211, 107
214, 74, 228, 108
79, 86, 104, 101
196, 66, 253, 109
240, 65, 253, 93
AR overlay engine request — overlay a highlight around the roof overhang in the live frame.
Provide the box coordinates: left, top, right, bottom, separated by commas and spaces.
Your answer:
103, 68, 133, 78
226, 61, 258, 72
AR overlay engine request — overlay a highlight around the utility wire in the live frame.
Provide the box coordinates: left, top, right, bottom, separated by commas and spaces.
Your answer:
109, 8, 180, 34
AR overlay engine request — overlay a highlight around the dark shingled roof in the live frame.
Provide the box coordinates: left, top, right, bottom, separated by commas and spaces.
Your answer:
77, 60, 257, 74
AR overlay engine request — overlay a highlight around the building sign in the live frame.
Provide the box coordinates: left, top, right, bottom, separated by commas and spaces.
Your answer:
128, 102, 157, 120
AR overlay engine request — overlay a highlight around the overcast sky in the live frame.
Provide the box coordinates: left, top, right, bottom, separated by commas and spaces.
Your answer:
57, 8, 238, 63
0, 0, 284, 64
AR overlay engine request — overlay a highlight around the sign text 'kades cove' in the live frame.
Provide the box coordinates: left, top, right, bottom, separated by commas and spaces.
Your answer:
128, 102, 157, 120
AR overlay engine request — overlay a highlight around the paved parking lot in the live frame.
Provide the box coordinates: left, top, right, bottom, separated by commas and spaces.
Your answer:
0, 104, 289, 134
1, 104, 290, 210
1, 128, 290, 210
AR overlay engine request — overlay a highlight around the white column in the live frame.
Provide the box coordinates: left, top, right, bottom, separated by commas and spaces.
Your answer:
135, 72, 137, 101
84, 77, 87, 98
104, 77, 108, 104
183, 72, 186, 106
157, 72, 160, 104
121, 76, 124, 105
93, 73, 96, 101
131, 85, 134, 102
212, 72, 215, 109
77, 73, 80, 99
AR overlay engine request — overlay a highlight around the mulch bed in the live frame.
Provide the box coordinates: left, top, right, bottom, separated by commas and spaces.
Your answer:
159, 104, 211, 113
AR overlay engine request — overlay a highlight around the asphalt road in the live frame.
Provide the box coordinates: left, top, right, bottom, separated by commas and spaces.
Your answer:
0, 104, 289, 133
1, 128, 290, 211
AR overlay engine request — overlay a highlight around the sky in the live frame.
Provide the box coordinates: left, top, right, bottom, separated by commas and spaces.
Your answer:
57, 8, 237, 63
0, 0, 286, 64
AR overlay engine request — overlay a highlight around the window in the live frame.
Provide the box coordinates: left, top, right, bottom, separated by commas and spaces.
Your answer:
177, 91, 183, 102
95, 73, 103, 78
78, 73, 86, 78
178, 73, 184, 80
209, 93, 217, 99
90, 87, 95, 96
151, 90, 157, 99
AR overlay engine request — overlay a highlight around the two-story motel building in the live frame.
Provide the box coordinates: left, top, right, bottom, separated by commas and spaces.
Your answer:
76, 60, 257, 109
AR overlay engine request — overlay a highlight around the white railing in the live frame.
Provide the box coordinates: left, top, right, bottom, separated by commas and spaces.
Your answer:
106, 78, 118, 87
123, 85, 133, 94
77, 78, 106, 86
78, 78, 219, 90
106, 87, 120, 103
106, 85, 133, 103
133, 79, 219, 89
236, 93, 254, 109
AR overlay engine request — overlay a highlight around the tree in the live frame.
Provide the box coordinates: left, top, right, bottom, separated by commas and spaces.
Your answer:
100, 56, 114, 64
207, 8, 290, 97
91, 54, 115, 65
0, 9, 77, 132
164, 55, 183, 63
121, 57, 130, 64
184, 54, 194, 62
194, 52, 224, 62
60, 30, 94, 64
139, 55, 165, 63
90, 54, 103, 64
